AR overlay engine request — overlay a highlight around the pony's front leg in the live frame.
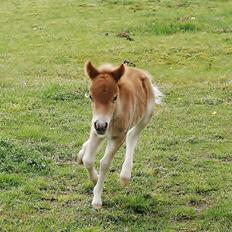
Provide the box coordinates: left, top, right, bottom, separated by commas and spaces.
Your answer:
92, 137, 123, 209
82, 132, 103, 184
78, 139, 89, 165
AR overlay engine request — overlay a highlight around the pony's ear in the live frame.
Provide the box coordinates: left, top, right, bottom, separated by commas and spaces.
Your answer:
111, 64, 125, 82
85, 61, 99, 80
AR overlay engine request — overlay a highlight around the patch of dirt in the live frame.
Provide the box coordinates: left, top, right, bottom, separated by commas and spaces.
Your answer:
116, 32, 134, 41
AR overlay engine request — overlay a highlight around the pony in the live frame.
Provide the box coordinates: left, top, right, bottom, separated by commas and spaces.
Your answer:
78, 61, 163, 209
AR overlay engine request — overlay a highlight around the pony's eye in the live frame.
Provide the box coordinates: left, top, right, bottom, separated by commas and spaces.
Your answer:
113, 95, 117, 102
89, 95, 93, 101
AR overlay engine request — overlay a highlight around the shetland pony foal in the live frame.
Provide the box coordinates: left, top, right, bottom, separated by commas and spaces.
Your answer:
78, 61, 162, 209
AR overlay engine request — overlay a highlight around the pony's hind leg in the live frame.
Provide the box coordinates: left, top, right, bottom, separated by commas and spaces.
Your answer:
120, 104, 154, 186
120, 126, 140, 186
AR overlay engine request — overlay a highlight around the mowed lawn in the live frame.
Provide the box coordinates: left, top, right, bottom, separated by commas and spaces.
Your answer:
0, 0, 232, 231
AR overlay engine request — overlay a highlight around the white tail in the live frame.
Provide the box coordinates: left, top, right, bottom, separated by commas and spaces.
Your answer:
153, 85, 164, 105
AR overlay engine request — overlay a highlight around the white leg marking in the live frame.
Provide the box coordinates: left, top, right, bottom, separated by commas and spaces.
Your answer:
82, 132, 103, 184
92, 138, 122, 209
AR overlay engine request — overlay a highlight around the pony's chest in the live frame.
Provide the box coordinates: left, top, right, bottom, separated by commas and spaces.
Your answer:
108, 116, 129, 137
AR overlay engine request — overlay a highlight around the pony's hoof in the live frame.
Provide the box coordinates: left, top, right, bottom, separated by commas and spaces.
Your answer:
120, 176, 129, 186
92, 199, 102, 209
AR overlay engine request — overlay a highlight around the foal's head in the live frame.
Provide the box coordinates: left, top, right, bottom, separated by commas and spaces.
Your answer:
85, 61, 125, 136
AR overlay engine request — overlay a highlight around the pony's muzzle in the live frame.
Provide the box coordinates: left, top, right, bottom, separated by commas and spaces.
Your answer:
94, 120, 108, 135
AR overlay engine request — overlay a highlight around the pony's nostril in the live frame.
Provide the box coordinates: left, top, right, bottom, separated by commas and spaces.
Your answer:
104, 122, 108, 130
94, 122, 100, 131
94, 121, 97, 129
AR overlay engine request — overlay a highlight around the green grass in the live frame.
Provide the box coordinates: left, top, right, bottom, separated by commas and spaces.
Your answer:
0, 0, 232, 231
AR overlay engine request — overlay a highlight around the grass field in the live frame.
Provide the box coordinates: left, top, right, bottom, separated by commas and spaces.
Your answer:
0, 0, 232, 231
